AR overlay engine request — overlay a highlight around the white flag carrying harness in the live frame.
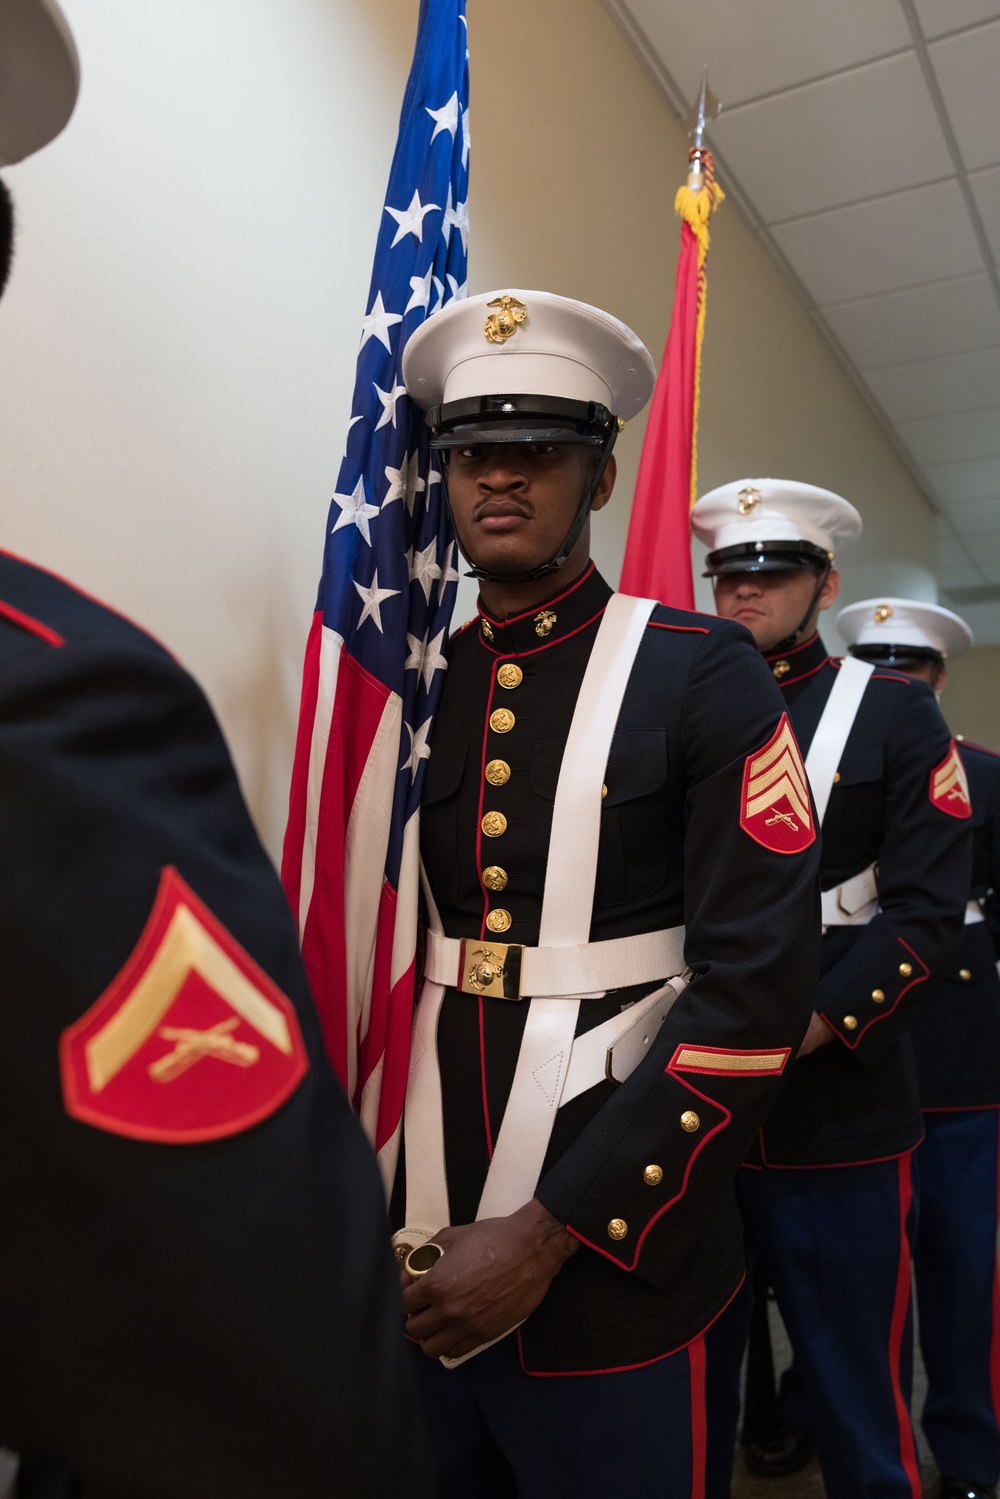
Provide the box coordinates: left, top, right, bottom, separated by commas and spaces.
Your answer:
801, 655, 878, 927
396, 594, 690, 1363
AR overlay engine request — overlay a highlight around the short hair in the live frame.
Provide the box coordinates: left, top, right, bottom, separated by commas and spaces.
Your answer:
0, 178, 13, 299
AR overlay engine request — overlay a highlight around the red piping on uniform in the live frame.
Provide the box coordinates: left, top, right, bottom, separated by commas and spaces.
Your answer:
0, 546, 179, 659
568, 1076, 731, 1272
921, 1103, 1000, 1113
0, 598, 64, 647
517, 1272, 745, 1377
763, 632, 821, 663
648, 621, 710, 635
756, 1140, 922, 1171
990, 1111, 1000, 1428
888, 1154, 921, 1498
827, 938, 928, 1050
477, 561, 596, 628
689, 1334, 707, 1499
478, 607, 608, 659
778, 657, 831, 687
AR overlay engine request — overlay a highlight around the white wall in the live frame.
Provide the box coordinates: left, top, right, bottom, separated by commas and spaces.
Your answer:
0, 0, 942, 862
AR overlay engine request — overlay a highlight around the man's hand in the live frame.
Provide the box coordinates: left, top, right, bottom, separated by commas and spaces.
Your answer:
400, 1197, 578, 1361
797, 1010, 835, 1057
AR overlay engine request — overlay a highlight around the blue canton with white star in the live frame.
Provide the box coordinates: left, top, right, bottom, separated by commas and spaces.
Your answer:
317, 0, 468, 884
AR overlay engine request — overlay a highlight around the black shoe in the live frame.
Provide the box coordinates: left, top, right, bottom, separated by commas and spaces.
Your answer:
743, 1426, 816, 1478
939, 1482, 998, 1499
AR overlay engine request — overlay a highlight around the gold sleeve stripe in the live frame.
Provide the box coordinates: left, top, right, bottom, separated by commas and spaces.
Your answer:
672, 1047, 790, 1075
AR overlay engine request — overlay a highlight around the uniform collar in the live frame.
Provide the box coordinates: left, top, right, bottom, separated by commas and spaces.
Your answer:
762, 631, 831, 686
475, 561, 612, 656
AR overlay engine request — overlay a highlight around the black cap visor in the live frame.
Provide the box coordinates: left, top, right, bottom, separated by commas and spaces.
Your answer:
427, 393, 616, 450
849, 643, 945, 670
703, 539, 830, 577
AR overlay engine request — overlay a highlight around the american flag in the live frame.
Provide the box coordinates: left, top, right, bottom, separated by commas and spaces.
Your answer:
282, 0, 468, 1189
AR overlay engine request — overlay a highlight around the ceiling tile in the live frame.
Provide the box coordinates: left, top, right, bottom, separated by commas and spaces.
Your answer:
935, 534, 985, 588
941, 599, 1000, 643
915, 0, 1000, 40
970, 166, 1000, 259
923, 455, 1000, 502
928, 21, 1000, 171
896, 405, 1000, 464
710, 55, 951, 222
821, 273, 1000, 367
615, 0, 910, 108
864, 345, 1000, 420
773, 179, 983, 303
934, 494, 1000, 529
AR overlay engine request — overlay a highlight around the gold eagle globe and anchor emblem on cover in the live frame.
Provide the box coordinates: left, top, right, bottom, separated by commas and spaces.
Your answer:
484, 294, 527, 344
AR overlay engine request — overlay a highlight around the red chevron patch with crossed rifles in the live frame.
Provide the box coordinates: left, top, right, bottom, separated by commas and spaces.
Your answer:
60, 868, 309, 1144
930, 739, 973, 819
740, 713, 816, 855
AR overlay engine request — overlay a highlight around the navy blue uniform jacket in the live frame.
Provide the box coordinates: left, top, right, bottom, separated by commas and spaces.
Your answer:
413, 565, 821, 1374
0, 552, 432, 1499
910, 737, 1000, 1111
749, 632, 972, 1168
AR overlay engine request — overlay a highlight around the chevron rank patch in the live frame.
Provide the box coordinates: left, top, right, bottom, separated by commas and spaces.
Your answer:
60, 867, 308, 1143
930, 739, 972, 819
740, 713, 816, 855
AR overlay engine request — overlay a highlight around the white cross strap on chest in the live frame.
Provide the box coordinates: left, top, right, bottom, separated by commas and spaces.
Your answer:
820, 862, 879, 928
803, 656, 874, 829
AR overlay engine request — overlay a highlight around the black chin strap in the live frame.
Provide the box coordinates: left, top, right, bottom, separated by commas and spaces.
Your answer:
770, 562, 831, 654
449, 427, 619, 585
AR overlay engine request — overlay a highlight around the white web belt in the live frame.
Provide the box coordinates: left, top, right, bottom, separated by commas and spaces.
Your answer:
397, 593, 689, 1363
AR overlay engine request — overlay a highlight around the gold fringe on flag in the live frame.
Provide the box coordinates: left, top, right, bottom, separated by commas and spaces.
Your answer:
675, 147, 724, 507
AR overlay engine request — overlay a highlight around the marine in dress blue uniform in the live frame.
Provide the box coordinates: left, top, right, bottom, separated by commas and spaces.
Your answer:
0, 10, 432, 1494
842, 596, 1000, 1499
694, 481, 973, 1499
394, 294, 822, 1498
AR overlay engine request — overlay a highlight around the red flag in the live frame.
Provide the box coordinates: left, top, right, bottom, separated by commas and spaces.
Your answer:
620, 149, 723, 608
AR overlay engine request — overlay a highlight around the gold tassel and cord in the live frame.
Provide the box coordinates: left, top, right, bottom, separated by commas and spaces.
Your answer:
674, 149, 724, 507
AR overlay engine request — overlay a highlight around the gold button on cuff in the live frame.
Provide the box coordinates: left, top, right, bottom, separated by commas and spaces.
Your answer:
871, 988, 885, 1004
960, 968, 972, 981
485, 758, 511, 786
482, 865, 508, 892
898, 963, 913, 978
601, 783, 608, 799
497, 663, 523, 689
607, 1218, 628, 1241
833, 771, 841, 783
680, 1111, 700, 1133
486, 908, 512, 934
843, 1015, 858, 1031
490, 708, 515, 734
643, 1164, 663, 1186
481, 811, 507, 838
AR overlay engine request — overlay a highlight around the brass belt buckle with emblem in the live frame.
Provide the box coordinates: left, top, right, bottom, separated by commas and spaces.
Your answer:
458, 940, 524, 1000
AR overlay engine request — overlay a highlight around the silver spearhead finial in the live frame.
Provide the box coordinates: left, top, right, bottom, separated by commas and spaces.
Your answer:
686, 66, 721, 151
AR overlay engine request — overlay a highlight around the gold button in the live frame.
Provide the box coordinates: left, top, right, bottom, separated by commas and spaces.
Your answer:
497, 663, 523, 689
898, 963, 913, 978
960, 968, 972, 981
486, 908, 512, 933
601, 784, 608, 799
490, 708, 515, 734
643, 1164, 663, 1186
844, 1015, 858, 1030
394, 1242, 413, 1261
871, 988, 885, 1004
833, 771, 841, 783
680, 1111, 700, 1133
482, 865, 508, 892
772, 659, 791, 680
485, 758, 510, 786
607, 1218, 628, 1241
481, 811, 507, 838
481, 619, 494, 642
